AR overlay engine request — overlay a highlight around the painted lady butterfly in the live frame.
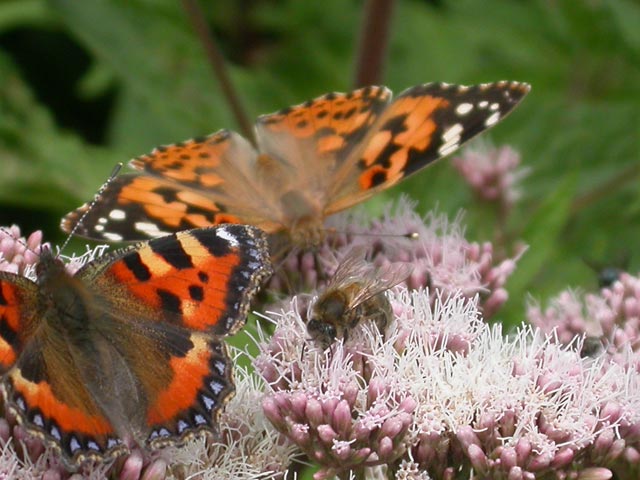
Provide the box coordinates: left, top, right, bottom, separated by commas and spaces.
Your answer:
306, 249, 410, 349
0, 225, 271, 467
62, 82, 530, 255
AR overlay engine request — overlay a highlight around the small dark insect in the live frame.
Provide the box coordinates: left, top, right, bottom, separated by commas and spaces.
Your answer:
584, 251, 630, 288
306, 250, 411, 349
596, 267, 624, 289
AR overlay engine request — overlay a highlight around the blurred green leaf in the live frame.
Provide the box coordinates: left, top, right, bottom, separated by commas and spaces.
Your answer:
0, 52, 115, 213
500, 173, 578, 325
0, 0, 50, 30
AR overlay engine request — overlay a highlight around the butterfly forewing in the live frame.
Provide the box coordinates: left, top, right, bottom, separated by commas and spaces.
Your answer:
60, 174, 229, 241
84, 225, 271, 335
325, 81, 531, 214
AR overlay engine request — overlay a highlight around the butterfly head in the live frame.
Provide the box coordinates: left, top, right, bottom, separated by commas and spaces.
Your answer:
34, 245, 60, 272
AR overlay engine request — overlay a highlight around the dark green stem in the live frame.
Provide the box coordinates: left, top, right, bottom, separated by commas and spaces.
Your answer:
180, 0, 255, 144
353, 0, 397, 87
570, 162, 640, 214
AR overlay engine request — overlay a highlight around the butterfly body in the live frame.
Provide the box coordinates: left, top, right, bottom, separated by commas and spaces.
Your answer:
0, 225, 271, 467
62, 82, 530, 257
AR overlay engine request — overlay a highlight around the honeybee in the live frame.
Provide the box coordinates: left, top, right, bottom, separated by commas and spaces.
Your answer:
306, 250, 411, 349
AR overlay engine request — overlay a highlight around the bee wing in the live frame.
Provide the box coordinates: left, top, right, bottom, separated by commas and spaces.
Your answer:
325, 247, 412, 312
347, 261, 412, 310
324, 246, 371, 287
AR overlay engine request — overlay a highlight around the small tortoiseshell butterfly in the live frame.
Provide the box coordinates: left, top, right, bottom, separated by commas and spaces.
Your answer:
0, 225, 271, 467
62, 82, 530, 256
307, 250, 410, 349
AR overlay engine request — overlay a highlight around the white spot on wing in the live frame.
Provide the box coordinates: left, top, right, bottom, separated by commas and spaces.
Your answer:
134, 222, 169, 238
214, 360, 226, 376
216, 226, 239, 247
485, 111, 501, 127
202, 394, 216, 411
455, 103, 473, 116
438, 123, 464, 156
489, 102, 500, 111
95, 225, 105, 232
70, 437, 81, 452
479, 101, 489, 109
109, 209, 126, 220
210, 379, 224, 394
103, 232, 124, 242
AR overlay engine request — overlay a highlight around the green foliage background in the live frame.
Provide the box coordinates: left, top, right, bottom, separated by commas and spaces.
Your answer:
0, 0, 639, 326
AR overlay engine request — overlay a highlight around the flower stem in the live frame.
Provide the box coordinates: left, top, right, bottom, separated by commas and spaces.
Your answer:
570, 162, 640, 214
353, 0, 397, 87
180, 0, 255, 144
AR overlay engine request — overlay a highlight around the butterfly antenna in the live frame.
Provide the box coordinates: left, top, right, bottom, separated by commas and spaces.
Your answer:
58, 163, 123, 254
0, 226, 32, 253
329, 227, 419, 240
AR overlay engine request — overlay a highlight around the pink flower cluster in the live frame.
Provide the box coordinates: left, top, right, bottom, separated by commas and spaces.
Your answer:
270, 197, 523, 319
256, 290, 640, 479
526, 273, 640, 478
255, 296, 420, 479
451, 144, 529, 211
0, 225, 46, 277
527, 272, 640, 367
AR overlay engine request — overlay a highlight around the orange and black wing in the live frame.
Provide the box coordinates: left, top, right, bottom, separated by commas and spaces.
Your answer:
0, 271, 129, 467
84, 225, 272, 335
61, 132, 282, 241
82, 225, 271, 448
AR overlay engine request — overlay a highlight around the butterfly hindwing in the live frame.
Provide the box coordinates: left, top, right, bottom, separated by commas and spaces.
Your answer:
0, 274, 36, 374
143, 331, 236, 449
1, 262, 129, 466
